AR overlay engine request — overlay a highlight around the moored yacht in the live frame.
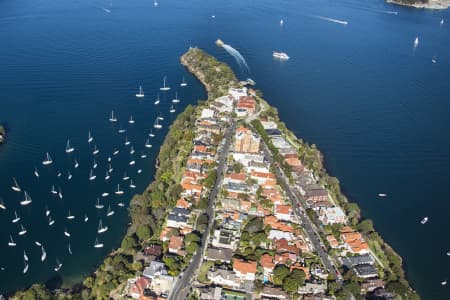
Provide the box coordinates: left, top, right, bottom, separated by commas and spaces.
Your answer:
93, 145, 99, 155
169, 105, 176, 113
96, 198, 104, 209
0, 201, 6, 210
74, 159, 79, 168
54, 259, 62, 272
273, 51, 290, 60
113, 148, 119, 155
109, 110, 118, 122
180, 77, 187, 87
18, 224, 27, 236
106, 205, 115, 217
24, 250, 28, 262
172, 91, 180, 103
129, 160, 136, 166
11, 178, 21, 192
20, 191, 32, 206
97, 219, 108, 234
66, 209, 75, 220
12, 211, 21, 223
94, 237, 104, 248
41, 246, 47, 261
160, 76, 171, 91
34, 168, 39, 178
149, 130, 155, 138
154, 117, 162, 129
64, 227, 71, 237
124, 136, 131, 146
67, 171, 72, 180
48, 216, 55, 226
105, 172, 111, 181
88, 130, 94, 143
414, 36, 419, 48
130, 180, 136, 189
89, 169, 96, 181
145, 138, 152, 148
154, 93, 160, 105
115, 184, 124, 195
128, 115, 135, 124
23, 261, 29, 274
130, 145, 135, 154
8, 235, 16, 247
158, 113, 164, 121
420, 217, 428, 224
66, 139, 75, 153
123, 172, 130, 180
93, 159, 98, 169
51, 185, 57, 195
136, 85, 145, 98
101, 192, 109, 197
42, 152, 53, 165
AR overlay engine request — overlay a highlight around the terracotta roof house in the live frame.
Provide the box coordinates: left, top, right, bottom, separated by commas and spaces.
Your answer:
233, 258, 257, 281
168, 236, 184, 255
260, 254, 275, 275
143, 244, 162, 257
275, 204, 292, 221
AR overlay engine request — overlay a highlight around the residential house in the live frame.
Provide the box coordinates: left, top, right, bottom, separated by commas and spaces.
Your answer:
275, 204, 292, 221
261, 286, 290, 300
143, 261, 168, 279
233, 258, 257, 281
234, 127, 260, 154
260, 254, 275, 276
205, 247, 234, 263
353, 264, 378, 278
168, 236, 184, 255
317, 206, 347, 225
207, 269, 240, 289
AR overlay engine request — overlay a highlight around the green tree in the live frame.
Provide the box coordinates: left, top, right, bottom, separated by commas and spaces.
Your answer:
282, 276, 299, 294
232, 162, 244, 173
358, 219, 374, 233
291, 269, 306, 286
121, 234, 137, 250
273, 264, 290, 285
136, 225, 152, 241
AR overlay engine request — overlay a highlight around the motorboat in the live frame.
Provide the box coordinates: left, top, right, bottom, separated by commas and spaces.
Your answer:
273, 51, 290, 60
420, 217, 428, 225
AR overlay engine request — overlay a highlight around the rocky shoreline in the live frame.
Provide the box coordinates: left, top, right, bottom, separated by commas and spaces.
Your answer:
387, 0, 450, 10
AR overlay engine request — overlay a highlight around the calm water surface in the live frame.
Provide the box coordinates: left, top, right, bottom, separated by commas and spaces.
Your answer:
0, 0, 449, 298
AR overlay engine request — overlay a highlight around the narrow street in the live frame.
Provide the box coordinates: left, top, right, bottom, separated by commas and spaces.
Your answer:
169, 121, 236, 300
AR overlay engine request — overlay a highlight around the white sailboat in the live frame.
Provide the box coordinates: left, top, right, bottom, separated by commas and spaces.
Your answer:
64, 227, 71, 237
113, 149, 119, 155
12, 211, 21, 223
154, 0, 158, 7
124, 136, 131, 146
41, 246, 47, 261
118, 202, 125, 207
440, 18, 444, 26
20, 191, 32, 206
420, 217, 428, 224
66, 140, 75, 153
378, 193, 387, 197
84, 214, 89, 222
140, 153, 147, 159
88, 130, 94, 143
280, 19, 284, 27
51, 185, 57, 195
45, 206, 51, 217
160, 76, 171, 91
154, 117, 162, 129
58, 187, 63, 199
180, 77, 188, 87
93, 159, 98, 169
18, 224, 27, 236
108, 163, 113, 173
57, 171, 62, 178
130, 180, 136, 189
24, 250, 28, 262
115, 184, 124, 195
23, 261, 29, 274
97, 219, 108, 234
102, 192, 109, 197
136, 85, 145, 98
74, 159, 79, 168
11, 177, 21, 192
96, 198, 104, 209
34, 167, 39, 178
106, 205, 115, 217
154, 93, 160, 105
0, 201, 6, 210
68, 243, 73, 255
128, 115, 135, 124
441, 279, 447, 286
93, 145, 99, 155
67, 171, 72, 180
66, 209, 75, 220
105, 172, 111, 181
89, 169, 96, 181
137, 169, 143, 174
108, 156, 111, 162
123, 172, 130, 180
118, 126, 126, 133
35, 241, 42, 247
158, 113, 164, 121
48, 216, 55, 226
8, 235, 16, 247
169, 105, 176, 113
130, 145, 135, 154
149, 130, 155, 138
94, 237, 104, 248
54, 259, 62, 272
145, 138, 152, 148
42, 152, 53, 165
172, 91, 180, 103
414, 36, 419, 48
129, 160, 136, 166
109, 110, 118, 122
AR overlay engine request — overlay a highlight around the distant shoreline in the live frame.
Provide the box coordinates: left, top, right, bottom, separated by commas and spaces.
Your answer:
387, 0, 450, 10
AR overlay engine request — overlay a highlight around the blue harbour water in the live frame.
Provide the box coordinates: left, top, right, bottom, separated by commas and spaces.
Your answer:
0, 0, 449, 298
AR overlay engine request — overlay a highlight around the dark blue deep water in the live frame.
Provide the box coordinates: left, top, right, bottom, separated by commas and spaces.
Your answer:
0, 0, 449, 298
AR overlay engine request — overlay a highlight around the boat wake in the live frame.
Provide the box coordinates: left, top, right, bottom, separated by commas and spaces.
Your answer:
383, 10, 398, 15
316, 16, 348, 25
221, 43, 250, 72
